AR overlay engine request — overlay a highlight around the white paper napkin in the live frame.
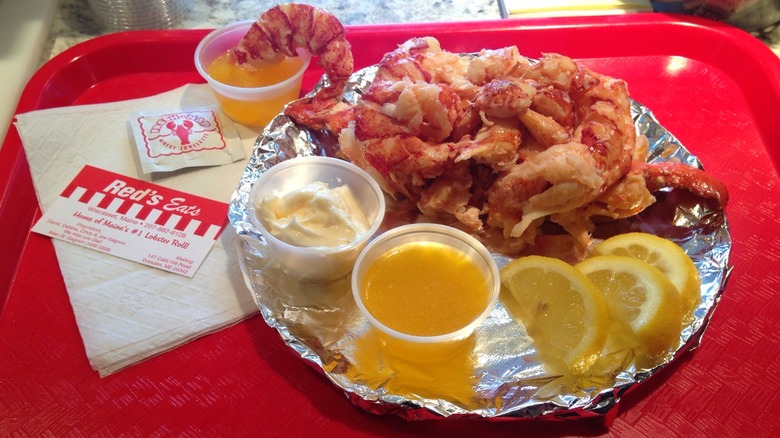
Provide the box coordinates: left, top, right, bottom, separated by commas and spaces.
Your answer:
15, 84, 260, 376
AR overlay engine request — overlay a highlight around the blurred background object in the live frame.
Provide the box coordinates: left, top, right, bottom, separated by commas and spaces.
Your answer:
86, 0, 195, 32
498, 0, 780, 57
0, 0, 58, 147
652, 0, 780, 30
501, 0, 780, 32
501, 0, 654, 17
721, 0, 780, 31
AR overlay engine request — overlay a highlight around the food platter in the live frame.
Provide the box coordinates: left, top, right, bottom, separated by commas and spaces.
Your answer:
229, 55, 732, 419
2, 14, 779, 435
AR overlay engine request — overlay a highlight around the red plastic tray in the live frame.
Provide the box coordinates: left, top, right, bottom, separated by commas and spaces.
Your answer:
2, 13, 779, 436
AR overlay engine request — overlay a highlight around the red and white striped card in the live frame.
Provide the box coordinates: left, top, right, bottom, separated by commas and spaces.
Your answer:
32, 165, 229, 277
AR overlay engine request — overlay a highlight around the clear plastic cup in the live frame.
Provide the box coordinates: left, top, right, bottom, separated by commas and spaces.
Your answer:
194, 20, 312, 127
351, 223, 500, 352
248, 156, 386, 282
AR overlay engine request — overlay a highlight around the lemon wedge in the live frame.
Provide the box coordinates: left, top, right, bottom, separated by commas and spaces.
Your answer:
500, 255, 608, 375
592, 232, 701, 318
576, 255, 683, 359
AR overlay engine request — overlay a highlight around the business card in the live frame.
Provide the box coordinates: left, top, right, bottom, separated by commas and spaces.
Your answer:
32, 165, 228, 277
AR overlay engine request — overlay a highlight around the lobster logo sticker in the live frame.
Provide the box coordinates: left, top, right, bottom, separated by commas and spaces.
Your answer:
135, 109, 225, 158
130, 107, 245, 174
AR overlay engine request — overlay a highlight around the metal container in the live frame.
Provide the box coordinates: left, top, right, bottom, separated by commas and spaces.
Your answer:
87, 0, 194, 31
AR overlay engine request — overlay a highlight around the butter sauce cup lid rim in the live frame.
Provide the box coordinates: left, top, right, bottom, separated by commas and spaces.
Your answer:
248, 156, 386, 254
351, 223, 501, 344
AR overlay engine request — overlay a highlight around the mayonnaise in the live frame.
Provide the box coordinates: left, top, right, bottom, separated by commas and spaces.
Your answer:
257, 182, 371, 247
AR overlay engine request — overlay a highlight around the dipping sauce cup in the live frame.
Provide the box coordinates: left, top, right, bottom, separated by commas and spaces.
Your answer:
194, 20, 311, 127
352, 223, 500, 352
248, 156, 386, 282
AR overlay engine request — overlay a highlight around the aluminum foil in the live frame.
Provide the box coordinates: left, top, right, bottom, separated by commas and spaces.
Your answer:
228, 65, 732, 421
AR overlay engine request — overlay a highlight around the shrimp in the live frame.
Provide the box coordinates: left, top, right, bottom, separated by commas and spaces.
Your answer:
311, 36, 729, 252
484, 61, 639, 241
337, 37, 473, 200
474, 79, 536, 119
356, 79, 462, 143
473, 79, 572, 149
552, 172, 657, 247
526, 53, 579, 91
454, 118, 522, 172
632, 161, 730, 207
340, 122, 461, 200
518, 109, 571, 148
232, 3, 353, 123
417, 162, 483, 231
466, 46, 529, 85
551, 159, 729, 248
571, 68, 637, 191
353, 37, 473, 144
487, 142, 606, 239
285, 101, 355, 133
530, 85, 573, 127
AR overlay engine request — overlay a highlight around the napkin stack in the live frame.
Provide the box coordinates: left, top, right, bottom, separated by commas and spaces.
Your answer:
15, 84, 259, 376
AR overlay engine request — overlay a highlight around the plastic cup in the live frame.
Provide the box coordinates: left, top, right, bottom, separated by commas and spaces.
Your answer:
351, 223, 500, 354
194, 20, 312, 127
248, 156, 386, 282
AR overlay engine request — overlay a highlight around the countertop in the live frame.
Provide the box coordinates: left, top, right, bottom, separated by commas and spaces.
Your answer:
43, 0, 503, 60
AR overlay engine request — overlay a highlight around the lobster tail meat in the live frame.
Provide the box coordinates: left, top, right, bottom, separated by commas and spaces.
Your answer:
233, 3, 353, 101
634, 161, 729, 208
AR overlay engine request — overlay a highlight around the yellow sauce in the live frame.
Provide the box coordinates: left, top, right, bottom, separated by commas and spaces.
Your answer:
360, 241, 490, 337
207, 51, 304, 87
347, 327, 480, 407
257, 182, 370, 247
206, 51, 305, 127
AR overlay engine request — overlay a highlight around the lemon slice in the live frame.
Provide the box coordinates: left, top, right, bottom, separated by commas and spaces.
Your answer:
576, 255, 683, 359
500, 255, 608, 374
592, 232, 701, 318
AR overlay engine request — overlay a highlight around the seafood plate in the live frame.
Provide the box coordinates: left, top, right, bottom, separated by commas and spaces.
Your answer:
228, 39, 731, 421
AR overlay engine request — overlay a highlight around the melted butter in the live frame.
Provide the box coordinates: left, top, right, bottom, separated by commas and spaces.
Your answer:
205, 51, 306, 126
258, 182, 370, 247
207, 50, 305, 88
346, 327, 480, 409
360, 241, 490, 337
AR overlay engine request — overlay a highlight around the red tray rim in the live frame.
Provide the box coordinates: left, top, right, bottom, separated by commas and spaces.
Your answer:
1, 12, 779, 433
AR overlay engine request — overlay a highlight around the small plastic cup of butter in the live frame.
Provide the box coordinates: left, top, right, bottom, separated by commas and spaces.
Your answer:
194, 20, 311, 127
248, 156, 386, 282
351, 223, 500, 354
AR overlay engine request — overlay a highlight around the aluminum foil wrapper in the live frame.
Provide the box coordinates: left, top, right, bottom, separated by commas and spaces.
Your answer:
228, 65, 732, 421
